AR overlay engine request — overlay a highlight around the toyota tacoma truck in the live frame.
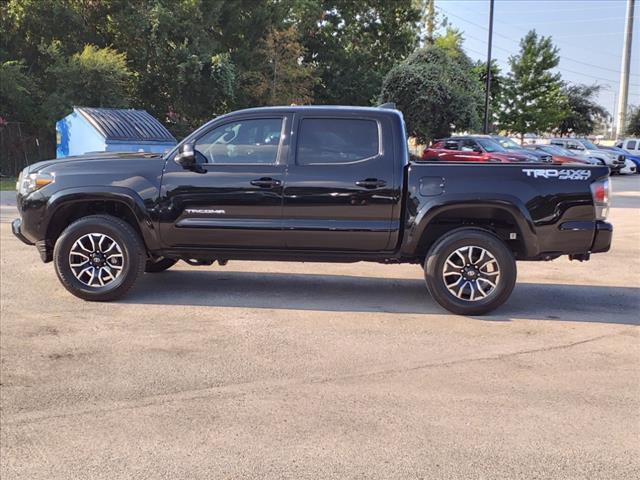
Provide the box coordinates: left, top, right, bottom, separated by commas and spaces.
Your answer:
12, 106, 612, 315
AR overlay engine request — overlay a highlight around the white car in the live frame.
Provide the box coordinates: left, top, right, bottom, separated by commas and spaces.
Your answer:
621, 158, 637, 175
616, 138, 640, 156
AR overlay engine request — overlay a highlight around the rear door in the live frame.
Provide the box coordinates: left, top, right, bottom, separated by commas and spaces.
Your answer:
457, 139, 485, 162
439, 140, 461, 161
282, 113, 398, 251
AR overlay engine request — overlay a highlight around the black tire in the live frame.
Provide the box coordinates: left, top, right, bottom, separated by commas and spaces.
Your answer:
145, 258, 177, 273
424, 228, 517, 316
53, 214, 145, 301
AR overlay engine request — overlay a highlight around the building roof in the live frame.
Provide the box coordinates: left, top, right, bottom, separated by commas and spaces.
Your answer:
75, 107, 176, 143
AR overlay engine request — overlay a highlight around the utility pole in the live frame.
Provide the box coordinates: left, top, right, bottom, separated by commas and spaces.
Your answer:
616, 0, 634, 139
483, 0, 495, 134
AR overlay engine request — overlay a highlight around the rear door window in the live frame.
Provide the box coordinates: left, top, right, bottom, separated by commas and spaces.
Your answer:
627, 140, 637, 150
460, 139, 478, 152
296, 118, 379, 165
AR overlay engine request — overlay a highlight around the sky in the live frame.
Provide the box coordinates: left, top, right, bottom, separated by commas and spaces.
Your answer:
436, 0, 639, 120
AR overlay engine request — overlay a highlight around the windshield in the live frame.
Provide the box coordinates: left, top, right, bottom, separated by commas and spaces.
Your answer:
477, 138, 507, 152
580, 139, 598, 149
495, 137, 521, 150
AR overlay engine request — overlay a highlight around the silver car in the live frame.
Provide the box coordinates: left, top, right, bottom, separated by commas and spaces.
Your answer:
549, 138, 624, 173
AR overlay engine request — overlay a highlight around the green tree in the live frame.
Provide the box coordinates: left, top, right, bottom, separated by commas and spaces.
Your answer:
557, 84, 608, 137
422, 0, 448, 44
0, 60, 41, 126
40, 44, 133, 124
498, 30, 567, 141
243, 25, 316, 106
472, 59, 502, 130
625, 106, 640, 137
379, 44, 483, 143
296, 1, 422, 106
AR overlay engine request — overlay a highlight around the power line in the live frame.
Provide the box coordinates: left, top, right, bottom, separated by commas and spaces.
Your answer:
490, 3, 626, 15
465, 31, 640, 85
438, 6, 640, 84
440, 5, 635, 60
509, 16, 635, 26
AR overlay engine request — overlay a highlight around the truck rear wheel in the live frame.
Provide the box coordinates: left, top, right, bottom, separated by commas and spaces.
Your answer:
424, 229, 516, 315
53, 215, 145, 301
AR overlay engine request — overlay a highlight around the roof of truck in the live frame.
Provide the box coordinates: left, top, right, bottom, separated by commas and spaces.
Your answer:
225, 105, 402, 115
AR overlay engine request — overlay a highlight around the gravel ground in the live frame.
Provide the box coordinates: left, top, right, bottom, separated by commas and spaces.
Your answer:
1, 176, 639, 479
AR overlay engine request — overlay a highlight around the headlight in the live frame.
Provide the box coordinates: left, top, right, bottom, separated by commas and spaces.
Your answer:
17, 172, 54, 196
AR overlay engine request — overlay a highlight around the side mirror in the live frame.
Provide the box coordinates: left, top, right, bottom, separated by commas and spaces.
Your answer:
473, 146, 483, 153
175, 143, 196, 169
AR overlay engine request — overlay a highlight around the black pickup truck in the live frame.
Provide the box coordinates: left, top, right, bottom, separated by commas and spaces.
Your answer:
12, 106, 612, 315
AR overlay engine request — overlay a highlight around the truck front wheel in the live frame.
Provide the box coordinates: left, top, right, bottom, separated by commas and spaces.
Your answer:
53, 215, 145, 301
424, 229, 516, 315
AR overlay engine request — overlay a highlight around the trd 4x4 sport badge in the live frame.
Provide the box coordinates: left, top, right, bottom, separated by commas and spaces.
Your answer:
522, 169, 591, 180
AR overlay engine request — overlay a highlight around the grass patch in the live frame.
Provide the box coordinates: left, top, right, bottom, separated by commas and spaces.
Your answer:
0, 178, 16, 191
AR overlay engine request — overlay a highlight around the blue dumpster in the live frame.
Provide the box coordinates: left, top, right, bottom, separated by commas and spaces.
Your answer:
56, 107, 176, 158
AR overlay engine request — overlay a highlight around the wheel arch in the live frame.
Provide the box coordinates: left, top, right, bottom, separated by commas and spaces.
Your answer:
44, 187, 159, 253
405, 201, 539, 259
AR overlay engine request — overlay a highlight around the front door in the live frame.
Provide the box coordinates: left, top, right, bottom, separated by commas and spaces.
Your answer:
159, 115, 288, 249
282, 114, 398, 251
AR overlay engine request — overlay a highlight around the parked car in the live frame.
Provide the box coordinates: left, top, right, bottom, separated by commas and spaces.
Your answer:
598, 145, 640, 171
524, 144, 598, 165
12, 105, 612, 316
422, 137, 535, 163
549, 138, 624, 173
488, 135, 552, 163
616, 138, 640, 156
620, 158, 637, 175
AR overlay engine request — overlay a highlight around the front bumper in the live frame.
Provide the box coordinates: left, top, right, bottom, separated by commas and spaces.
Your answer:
12, 218, 52, 261
11, 218, 34, 246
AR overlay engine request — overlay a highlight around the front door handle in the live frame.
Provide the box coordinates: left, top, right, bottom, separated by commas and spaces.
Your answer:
250, 177, 282, 188
355, 178, 387, 189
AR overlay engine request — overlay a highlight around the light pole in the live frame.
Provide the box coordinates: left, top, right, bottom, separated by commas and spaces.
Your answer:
615, 0, 634, 138
483, 0, 495, 134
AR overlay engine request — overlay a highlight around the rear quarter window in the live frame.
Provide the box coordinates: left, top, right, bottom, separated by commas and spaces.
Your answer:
296, 118, 379, 165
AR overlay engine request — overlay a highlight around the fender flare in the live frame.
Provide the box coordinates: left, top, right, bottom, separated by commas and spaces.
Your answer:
44, 186, 160, 250
402, 196, 540, 258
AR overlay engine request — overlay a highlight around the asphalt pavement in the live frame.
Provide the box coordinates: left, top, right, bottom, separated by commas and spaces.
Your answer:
1, 176, 639, 479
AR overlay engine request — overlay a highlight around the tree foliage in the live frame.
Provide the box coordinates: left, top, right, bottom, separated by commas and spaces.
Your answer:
497, 30, 567, 140
557, 84, 608, 137
295, 1, 422, 105
0, 60, 41, 126
244, 25, 316, 106
40, 44, 133, 125
379, 44, 483, 143
625, 106, 640, 137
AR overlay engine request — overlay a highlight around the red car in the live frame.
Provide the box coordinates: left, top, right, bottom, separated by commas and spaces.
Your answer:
422, 137, 533, 163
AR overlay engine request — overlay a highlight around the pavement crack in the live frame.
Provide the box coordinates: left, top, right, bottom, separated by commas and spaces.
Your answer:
2, 331, 629, 427
310, 332, 622, 384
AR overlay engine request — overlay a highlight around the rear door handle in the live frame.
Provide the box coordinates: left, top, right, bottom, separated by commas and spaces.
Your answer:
355, 178, 387, 189
250, 177, 282, 188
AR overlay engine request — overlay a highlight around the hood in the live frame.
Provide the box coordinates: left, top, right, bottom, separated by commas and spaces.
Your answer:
27, 152, 163, 173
